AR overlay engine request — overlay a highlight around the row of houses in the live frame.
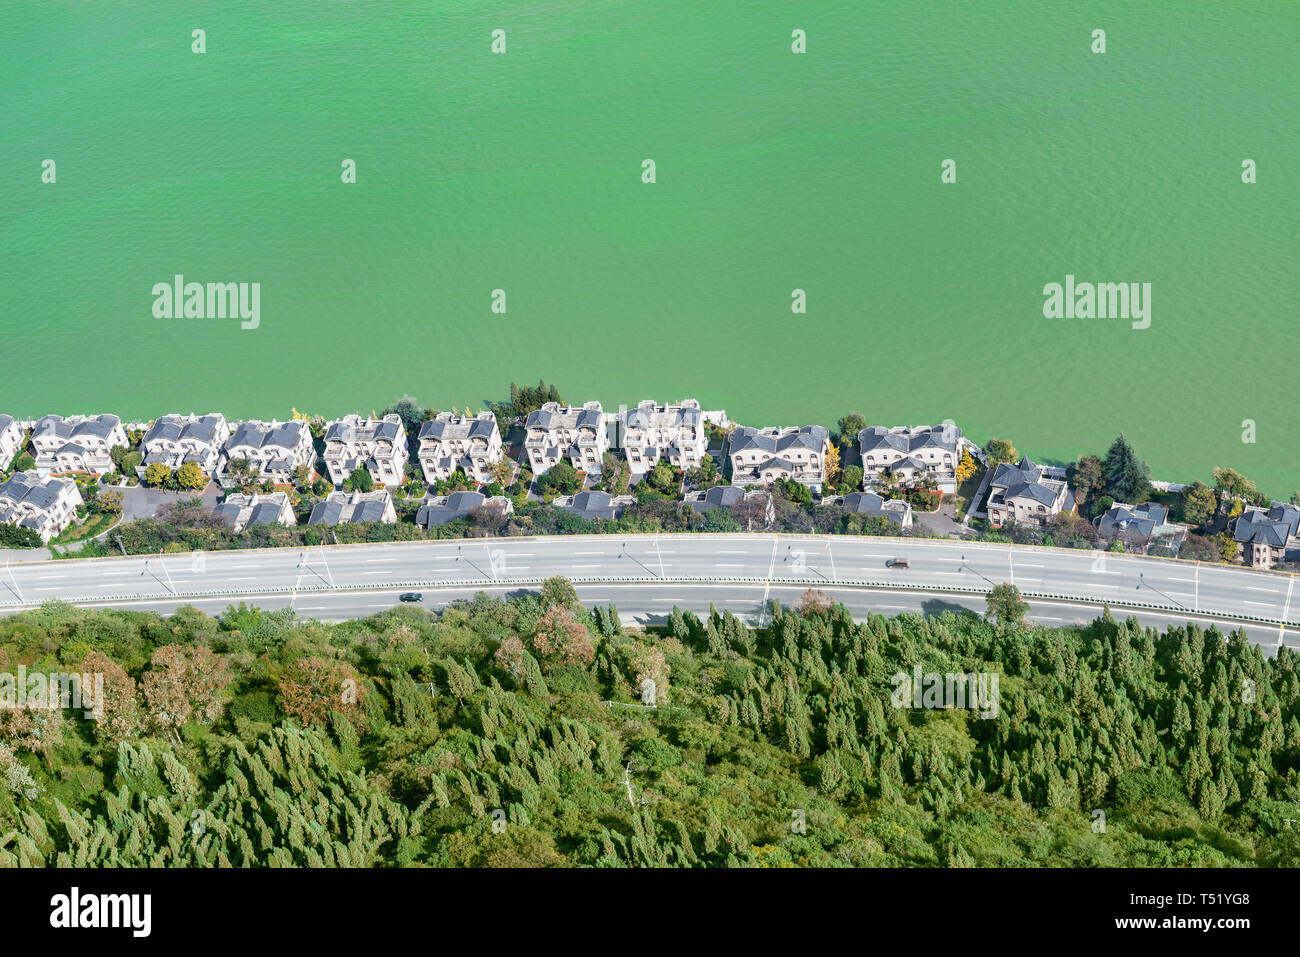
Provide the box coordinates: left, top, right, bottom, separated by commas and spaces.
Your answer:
5, 403, 1296, 567
0, 402, 972, 496
979, 452, 1300, 568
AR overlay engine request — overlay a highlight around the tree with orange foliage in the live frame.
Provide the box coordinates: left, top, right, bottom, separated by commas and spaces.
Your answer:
80, 651, 142, 746
141, 644, 232, 739
278, 656, 366, 728
531, 605, 595, 668
797, 588, 834, 617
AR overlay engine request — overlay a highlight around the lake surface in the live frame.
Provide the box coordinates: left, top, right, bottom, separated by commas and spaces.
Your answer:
3, 0, 1297, 492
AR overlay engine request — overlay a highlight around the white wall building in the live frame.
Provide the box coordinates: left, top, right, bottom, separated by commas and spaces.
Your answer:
218, 420, 317, 487
417, 411, 503, 484
322, 414, 408, 487
30, 414, 127, 476
619, 399, 709, 474
0, 471, 84, 543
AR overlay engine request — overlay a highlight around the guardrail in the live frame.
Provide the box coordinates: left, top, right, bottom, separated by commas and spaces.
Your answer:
1, 573, 1295, 630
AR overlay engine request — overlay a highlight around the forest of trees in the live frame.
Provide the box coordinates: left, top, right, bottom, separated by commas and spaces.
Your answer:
2, 583, 1299, 867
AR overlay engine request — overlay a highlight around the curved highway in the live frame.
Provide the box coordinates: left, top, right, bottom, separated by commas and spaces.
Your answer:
1, 534, 1295, 649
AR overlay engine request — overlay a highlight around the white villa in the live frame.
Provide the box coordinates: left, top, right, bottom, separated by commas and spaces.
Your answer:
138, 413, 231, 478
418, 411, 503, 484
212, 491, 297, 532
322, 414, 408, 487
523, 401, 608, 476
0, 471, 84, 543
30, 414, 127, 476
217, 420, 317, 487
0, 415, 22, 472
619, 399, 709, 474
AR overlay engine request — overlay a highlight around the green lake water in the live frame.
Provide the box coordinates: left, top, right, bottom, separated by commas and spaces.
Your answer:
2, 1, 1297, 492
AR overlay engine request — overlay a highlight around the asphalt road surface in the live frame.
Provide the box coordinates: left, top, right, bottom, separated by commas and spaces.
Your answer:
1, 534, 1295, 649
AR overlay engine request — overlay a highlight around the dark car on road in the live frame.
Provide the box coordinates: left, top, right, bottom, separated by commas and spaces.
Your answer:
399, 592, 423, 603
886, 558, 910, 569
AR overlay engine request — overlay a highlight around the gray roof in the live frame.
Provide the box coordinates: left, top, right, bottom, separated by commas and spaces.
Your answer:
990, 456, 1064, 507
685, 485, 745, 512
417, 490, 489, 527
729, 425, 828, 456
555, 490, 631, 522
1266, 503, 1300, 540
624, 400, 703, 430
858, 424, 960, 455
213, 492, 293, 530
324, 416, 402, 444
419, 413, 497, 442
32, 414, 121, 442
841, 491, 910, 525
228, 420, 309, 451
1234, 509, 1291, 547
0, 414, 15, 433
143, 413, 223, 446
1096, 502, 1169, 541
308, 491, 394, 526
526, 403, 603, 432
0, 471, 75, 510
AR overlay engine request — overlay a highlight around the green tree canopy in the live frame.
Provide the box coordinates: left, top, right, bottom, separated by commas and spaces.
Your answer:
1102, 433, 1150, 503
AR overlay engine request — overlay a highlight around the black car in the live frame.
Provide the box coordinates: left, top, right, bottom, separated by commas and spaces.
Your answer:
885, 558, 910, 569
399, 592, 423, 603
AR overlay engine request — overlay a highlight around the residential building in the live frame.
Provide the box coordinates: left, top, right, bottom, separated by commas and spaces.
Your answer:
553, 490, 635, 522
523, 402, 607, 476
308, 489, 397, 526
217, 420, 317, 487
0, 471, 83, 543
417, 411, 503, 484
858, 425, 963, 491
1094, 502, 1186, 553
30, 414, 127, 476
416, 490, 514, 529
619, 399, 708, 474
985, 456, 1071, 528
322, 414, 408, 487
212, 491, 296, 532
684, 485, 776, 527
826, 491, 914, 528
728, 425, 830, 490
1232, 504, 1300, 568
138, 413, 230, 478
0, 415, 22, 471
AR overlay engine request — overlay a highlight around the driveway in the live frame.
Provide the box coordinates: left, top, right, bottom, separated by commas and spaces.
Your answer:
118, 482, 220, 521
918, 503, 971, 537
